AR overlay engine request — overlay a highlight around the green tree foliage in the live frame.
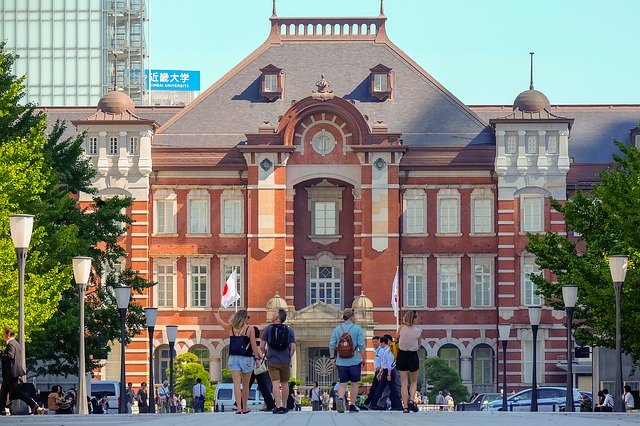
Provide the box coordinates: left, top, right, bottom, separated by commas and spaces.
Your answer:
171, 353, 214, 412
526, 140, 640, 364
425, 357, 469, 404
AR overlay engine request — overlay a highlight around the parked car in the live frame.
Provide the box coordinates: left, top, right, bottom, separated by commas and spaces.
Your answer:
486, 387, 583, 412
213, 383, 264, 412
89, 380, 119, 414
458, 393, 502, 411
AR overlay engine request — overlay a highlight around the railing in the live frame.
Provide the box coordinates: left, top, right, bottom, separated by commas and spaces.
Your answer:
270, 17, 387, 41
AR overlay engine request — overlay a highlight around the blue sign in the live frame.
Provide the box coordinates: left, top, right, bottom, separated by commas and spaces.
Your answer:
145, 69, 200, 91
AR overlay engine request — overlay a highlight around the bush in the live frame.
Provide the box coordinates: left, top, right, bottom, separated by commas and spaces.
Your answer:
424, 357, 469, 404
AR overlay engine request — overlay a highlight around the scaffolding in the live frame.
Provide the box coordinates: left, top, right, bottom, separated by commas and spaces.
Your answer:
103, 0, 148, 104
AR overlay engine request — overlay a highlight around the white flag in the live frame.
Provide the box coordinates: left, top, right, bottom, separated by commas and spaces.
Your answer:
221, 268, 240, 308
391, 267, 399, 319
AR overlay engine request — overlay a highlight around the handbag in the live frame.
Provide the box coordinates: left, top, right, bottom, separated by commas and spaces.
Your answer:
254, 357, 268, 375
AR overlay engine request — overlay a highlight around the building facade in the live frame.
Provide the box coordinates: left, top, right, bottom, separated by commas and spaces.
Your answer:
44, 7, 640, 394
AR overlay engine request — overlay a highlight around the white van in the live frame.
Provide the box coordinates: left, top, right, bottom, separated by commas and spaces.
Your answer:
214, 383, 264, 412
89, 380, 120, 414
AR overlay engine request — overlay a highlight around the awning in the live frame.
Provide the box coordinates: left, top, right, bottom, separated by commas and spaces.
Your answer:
556, 362, 592, 374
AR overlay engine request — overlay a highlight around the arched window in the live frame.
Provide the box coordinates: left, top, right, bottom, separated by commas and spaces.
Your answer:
154, 344, 175, 383
189, 345, 210, 373
438, 344, 460, 375
472, 344, 494, 393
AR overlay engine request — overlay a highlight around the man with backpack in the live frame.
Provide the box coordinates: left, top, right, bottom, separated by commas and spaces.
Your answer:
260, 308, 296, 414
329, 308, 365, 413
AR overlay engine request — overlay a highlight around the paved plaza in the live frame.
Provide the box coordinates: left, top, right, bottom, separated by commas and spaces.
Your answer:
0, 411, 638, 426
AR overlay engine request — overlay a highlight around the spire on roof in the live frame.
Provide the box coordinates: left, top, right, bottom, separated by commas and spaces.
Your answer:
380, 0, 385, 16
272, 0, 277, 17
529, 51, 534, 90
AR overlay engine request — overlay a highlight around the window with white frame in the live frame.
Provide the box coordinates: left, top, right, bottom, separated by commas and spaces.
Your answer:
521, 196, 543, 232
264, 74, 278, 92
309, 266, 342, 307
506, 134, 517, 154
154, 190, 177, 234
472, 345, 494, 387
307, 181, 343, 238
188, 189, 210, 234
155, 260, 176, 308
188, 258, 209, 308
526, 134, 538, 154
438, 345, 460, 374
221, 189, 244, 234
438, 257, 460, 307
87, 137, 98, 155
189, 345, 210, 373
547, 134, 558, 154
129, 136, 139, 155
404, 258, 425, 308
437, 189, 460, 234
522, 256, 542, 306
314, 201, 337, 235
472, 257, 493, 307
522, 338, 544, 383
108, 136, 118, 155
373, 73, 388, 92
471, 189, 493, 234
221, 258, 244, 308
404, 189, 426, 234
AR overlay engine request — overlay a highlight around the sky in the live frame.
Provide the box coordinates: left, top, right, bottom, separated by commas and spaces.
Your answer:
149, 0, 640, 105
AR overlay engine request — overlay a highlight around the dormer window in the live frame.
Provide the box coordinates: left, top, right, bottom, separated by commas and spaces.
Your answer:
260, 64, 283, 101
369, 64, 392, 101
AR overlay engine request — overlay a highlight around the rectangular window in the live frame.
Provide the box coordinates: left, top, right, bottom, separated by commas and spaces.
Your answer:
156, 200, 175, 234
309, 266, 341, 307
222, 262, 243, 308
523, 259, 542, 306
473, 198, 492, 234
438, 260, 459, 307
88, 137, 97, 155
522, 340, 544, 383
156, 263, 174, 308
438, 198, 459, 234
526, 135, 537, 154
189, 260, 208, 308
222, 199, 242, 234
404, 261, 424, 308
522, 197, 542, 232
189, 198, 209, 234
473, 347, 494, 385
506, 135, 517, 154
264, 74, 278, 92
473, 261, 493, 307
129, 137, 139, 155
373, 74, 388, 91
404, 198, 425, 234
547, 135, 558, 154
108, 137, 118, 155
314, 201, 337, 235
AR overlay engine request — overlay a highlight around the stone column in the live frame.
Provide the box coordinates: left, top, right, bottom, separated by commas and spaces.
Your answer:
460, 356, 473, 392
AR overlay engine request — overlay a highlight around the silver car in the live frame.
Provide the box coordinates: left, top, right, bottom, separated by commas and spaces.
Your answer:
486, 387, 583, 412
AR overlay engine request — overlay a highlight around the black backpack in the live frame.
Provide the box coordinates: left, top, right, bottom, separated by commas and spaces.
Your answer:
268, 324, 290, 351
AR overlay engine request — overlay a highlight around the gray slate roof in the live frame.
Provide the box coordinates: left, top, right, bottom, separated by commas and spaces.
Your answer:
155, 40, 493, 148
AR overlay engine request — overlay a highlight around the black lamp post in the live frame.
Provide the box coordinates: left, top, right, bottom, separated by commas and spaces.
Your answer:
528, 306, 542, 411
9, 214, 34, 380
498, 323, 511, 412
609, 255, 627, 412
166, 325, 178, 412
562, 285, 578, 412
144, 307, 158, 414
72, 257, 92, 415
115, 286, 132, 414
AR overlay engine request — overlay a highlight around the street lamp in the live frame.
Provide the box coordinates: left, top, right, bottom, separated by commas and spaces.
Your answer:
9, 214, 34, 379
498, 323, 511, 412
166, 325, 178, 413
528, 306, 542, 412
562, 285, 578, 412
115, 286, 132, 414
144, 307, 158, 414
609, 255, 627, 412
72, 257, 92, 415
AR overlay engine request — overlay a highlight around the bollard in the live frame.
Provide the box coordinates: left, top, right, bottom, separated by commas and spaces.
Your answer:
221, 403, 225, 412
215, 402, 219, 412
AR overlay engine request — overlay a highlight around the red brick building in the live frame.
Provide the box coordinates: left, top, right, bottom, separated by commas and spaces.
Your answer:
48, 6, 640, 394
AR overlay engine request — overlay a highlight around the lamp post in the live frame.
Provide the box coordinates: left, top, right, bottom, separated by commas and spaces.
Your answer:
498, 323, 511, 412
115, 286, 132, 414
9, 214, 34, 379
562, 285, 578, 412
166, 325, 178, 413
609, 255, 627, 412
144, 307, 158, 414
72, 257, 92, 415
528, 306, 542, 412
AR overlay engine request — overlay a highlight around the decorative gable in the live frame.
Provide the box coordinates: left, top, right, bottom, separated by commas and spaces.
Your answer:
260, 64, 283, 101
369, 63, 393, 101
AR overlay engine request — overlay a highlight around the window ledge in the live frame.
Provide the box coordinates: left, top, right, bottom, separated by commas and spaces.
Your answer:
186, 233, 212, 238
185, 306, 211, 311
436, 306, 461, 309
402, 232, 429, 237
519, 231, 543, 235
470, 306, 495, 310
219, 233, 247, 238
152, 233, 179, 237
308, 234, 342, 245
469, 232, 496, 237
435, 232, 462, 237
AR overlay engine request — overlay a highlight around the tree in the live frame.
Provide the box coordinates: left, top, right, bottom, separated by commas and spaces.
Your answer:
171, 353, 215, 412
526, 140, 640, 363
424, 357, 469, 404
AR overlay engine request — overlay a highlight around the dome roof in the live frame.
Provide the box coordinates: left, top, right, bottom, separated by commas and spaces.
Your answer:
266, 292, 288, 310
352, 291, 373, 309
513, 89, 551, 113
97, 90, 135, 114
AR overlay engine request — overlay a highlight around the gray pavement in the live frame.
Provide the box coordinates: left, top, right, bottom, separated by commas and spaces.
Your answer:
0, 411, 639, 426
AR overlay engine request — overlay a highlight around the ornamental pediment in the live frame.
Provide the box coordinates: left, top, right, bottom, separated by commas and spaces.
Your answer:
291, 301, 342, 322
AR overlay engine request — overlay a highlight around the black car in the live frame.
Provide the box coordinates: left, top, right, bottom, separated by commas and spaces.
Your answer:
457, 393, 502, 411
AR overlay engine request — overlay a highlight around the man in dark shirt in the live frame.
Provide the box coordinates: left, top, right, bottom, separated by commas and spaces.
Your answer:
1, 328, 42, 415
